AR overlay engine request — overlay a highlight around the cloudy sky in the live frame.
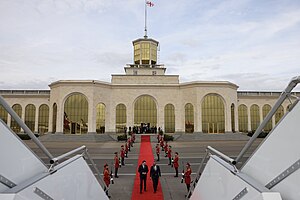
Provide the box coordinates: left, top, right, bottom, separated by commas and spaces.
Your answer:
0, 0, 300, 91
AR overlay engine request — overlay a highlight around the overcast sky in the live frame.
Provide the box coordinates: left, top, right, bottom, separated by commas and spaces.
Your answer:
0, 0, 300, 91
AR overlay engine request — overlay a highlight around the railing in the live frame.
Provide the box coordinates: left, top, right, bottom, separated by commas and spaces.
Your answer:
186, 146, 237, 199
49, 145, 109, 196
0, 95, 109, 197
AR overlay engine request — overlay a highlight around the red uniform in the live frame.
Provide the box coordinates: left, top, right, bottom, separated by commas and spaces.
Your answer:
103, 168, 110, 187
120, 148, 125, 158
173, 155, 179, 168
114, 155, 119, 169
160, 138, 164, 148
184, 167, 192, 184
164, 142, 168, 152
156, 145, 160, 155
167, 148, 172, 158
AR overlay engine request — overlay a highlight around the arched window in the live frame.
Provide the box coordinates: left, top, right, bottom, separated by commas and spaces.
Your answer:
202, 94, 225, 133
25, 104, 36, 132
0, 105, 8, 124
134, 95, 157, 133
52, 103, 57, 133
275, 105, 284, 125
185, 103, 194, 133
231, 103, 235, 132
250, 104, 260, 132
96, 103, 106, 133
165, 104, 175, 133
116, 104, 126, 133
38, 104, 49, 134
64, 93, 88, 134
238, 104, 248, 132
11, 104, 22, 133
262, 104, 272, 132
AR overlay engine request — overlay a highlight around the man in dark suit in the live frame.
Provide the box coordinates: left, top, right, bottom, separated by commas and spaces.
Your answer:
138, 160, 149, 194
150, 161, 161, 193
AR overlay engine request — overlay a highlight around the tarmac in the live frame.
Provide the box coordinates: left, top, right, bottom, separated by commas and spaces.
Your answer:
25, 132, 260, 200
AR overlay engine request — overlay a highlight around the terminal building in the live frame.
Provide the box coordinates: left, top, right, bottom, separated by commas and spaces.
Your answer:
0, 35, 298, 135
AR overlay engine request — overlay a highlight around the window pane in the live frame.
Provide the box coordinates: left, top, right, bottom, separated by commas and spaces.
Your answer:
185, 103, 194, 133
238, 104, 248, 132
38, 104, 49, 134
116, 104, 126, 133
262, 104, 272, 132
96, 103, 106, 133
202, 94, 225, 133
165, 104, 175, 133
0, 105, 8, 124
11, 104, 22, 133
64, 94, 88, 134
250, 104, 260, 131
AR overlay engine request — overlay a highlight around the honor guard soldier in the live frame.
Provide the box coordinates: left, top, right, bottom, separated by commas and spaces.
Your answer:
120, 145, 125, 166
173, 152, 179, 177
156, 144, 160, 161
103, 163, 111, 198
125, 142, 128, 158
160, 137, 164, 150
167, 145, 172, 165
114, 152, 119, 178
127, 137, 131, 151
184, 162, 192, 197
164, 141, 168, 156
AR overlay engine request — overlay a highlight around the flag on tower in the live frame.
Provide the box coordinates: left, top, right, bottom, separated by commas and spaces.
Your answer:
146, 1, 154, 7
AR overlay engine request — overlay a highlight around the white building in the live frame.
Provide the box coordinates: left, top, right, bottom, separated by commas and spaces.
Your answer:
0, 36, 298, 135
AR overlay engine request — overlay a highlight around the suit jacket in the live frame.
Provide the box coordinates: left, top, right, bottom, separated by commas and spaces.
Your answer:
138, 164, 149, 178
150, 165, 161, 179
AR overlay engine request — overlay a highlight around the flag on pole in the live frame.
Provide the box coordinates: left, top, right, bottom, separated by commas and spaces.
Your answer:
146, 1, 154, 7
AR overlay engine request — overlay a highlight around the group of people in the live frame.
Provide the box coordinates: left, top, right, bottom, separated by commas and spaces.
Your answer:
103, 133, 192, 198
136, 134, 192, 196
102, 133, 136, 198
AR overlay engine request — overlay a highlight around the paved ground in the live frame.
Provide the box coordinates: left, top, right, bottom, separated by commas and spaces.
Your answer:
24, 134, 262, 200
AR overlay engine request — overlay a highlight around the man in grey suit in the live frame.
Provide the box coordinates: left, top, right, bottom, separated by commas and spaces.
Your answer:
150, 161, 161, 193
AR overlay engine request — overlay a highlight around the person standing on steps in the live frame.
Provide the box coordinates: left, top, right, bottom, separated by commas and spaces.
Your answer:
173, 152, 179, 177
156, 144, 160, 161
138, 160, 149, 194
103, 163, 111, 198
120, 145, 125, 166
114, 152, 120, 178
184, 162, 192, 198
150, 161, 161, 193
167, 145, 172, 165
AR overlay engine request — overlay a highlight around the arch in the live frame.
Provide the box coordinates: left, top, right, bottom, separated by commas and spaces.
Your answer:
64, 93, 88, 134
0, 105, 8, 124
25, 104, 36, 132
96, 103, 106, 133
185, 103, 194, 133
116, 103, 126, 133
134, 95, 157, 133
201, 94, 225, 133
38, 104, 49, 134
52, 103, 57, 133
165, 104, 175, 133
238, 104, 248, 132
250, 104, 260, 132
231, 103, 235, 132
262, 104, 272, 132
275, 105, 284, 125
11, 104, 22, 133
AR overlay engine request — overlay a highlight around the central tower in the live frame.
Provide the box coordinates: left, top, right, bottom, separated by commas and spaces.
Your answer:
124, 36, 166, 76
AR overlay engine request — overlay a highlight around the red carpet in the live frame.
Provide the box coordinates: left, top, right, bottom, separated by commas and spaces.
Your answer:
131, 135, 164, 200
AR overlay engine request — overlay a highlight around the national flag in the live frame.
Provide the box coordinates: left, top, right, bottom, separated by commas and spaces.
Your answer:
146, 1, 154, 7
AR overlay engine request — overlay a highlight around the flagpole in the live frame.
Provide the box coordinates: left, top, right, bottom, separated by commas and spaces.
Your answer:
144, 0, 148, 38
